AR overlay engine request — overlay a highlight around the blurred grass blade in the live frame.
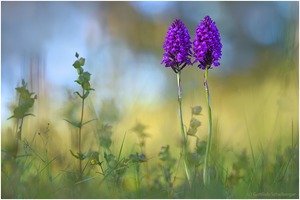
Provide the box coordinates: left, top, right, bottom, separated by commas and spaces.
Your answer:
117, 132, 127, 162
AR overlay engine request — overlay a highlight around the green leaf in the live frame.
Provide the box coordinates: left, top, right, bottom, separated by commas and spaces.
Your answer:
23, 113, 35, 118
10, 80, 37, 120
91, 151, 100, 160
77, 66, 83, 75
192, 106, 202, 115
104, 152, 116, 163
16, 86, 25, 93
196, 141, 207, 155
70, 149, 80, 159
74, 80, 82, 86
99, 137, 112, 149
74, 91, 83, 99
187, 127, 197, 136
78, 152, 86, 160
64, 119, 81, 128
78, 57, 85, 66
82, 81, 91, 90
25, 98, 35, 108
190, 117, 201, 129
69, 150, 86, 160
19, 89, 28, 98
81, 118, 97, 127
73, 60, 81, 69
75, 52, 79, 58
98, 124, 113, 149
82, 91, 90, 99
13, 106, 27, 119
159, 145, 170, 161
7, 115, 14, 120
82, 72, 91, 81
77, 75, 85, 84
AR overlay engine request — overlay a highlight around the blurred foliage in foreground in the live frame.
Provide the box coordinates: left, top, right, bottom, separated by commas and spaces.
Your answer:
1, 60, 298, 198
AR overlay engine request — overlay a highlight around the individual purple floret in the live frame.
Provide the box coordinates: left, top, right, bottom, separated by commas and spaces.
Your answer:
193, 16, 222, 70
161, 19, 192, 73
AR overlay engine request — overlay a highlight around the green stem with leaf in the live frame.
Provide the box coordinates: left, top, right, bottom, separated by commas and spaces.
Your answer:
7, 79, 36, 158
78, 87, 85, 178
67, 52, 94, 180
203, 67, 212, 185
15, 116, 24, 158
176, 71, 191, 187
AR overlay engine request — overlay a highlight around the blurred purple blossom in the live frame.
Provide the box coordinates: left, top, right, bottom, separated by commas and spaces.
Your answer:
193, 16, 222, 70
161, 19, 192, 73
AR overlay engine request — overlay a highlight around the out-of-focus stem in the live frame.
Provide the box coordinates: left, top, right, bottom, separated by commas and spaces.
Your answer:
14, 117, 24, 158
78, 87, 85, 179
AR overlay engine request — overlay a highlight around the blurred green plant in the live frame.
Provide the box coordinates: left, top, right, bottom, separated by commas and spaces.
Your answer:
7, 79, 37, 158
129, 152, 147, 197
173, 106, 203, 192
97, 123, 113, 150
158, 145, 177, 198
103, 150, 130, 185
131, 121, 150, 155
187, 106, 202, 137
65, 52, 95, 180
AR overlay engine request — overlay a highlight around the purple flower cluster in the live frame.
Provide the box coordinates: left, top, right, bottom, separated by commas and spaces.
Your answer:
193, 16, 222, 70
161, 16, 222, 71
161, 19, 192, 73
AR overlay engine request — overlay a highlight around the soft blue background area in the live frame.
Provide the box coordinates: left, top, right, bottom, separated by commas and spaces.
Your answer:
1, 1, 298, 125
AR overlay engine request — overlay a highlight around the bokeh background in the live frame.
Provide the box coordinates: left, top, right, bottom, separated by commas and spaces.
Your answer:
1, 1, 299, 159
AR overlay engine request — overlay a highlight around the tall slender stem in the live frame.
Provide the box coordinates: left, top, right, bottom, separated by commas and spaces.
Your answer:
14, 95, 23, 158
176, 71, 191, 187
177, 71, 186, 145
203, 67, 212, 185
78, 87, 85, 179
14, 117, 24, 158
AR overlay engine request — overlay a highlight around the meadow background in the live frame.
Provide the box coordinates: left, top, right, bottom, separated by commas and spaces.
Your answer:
1, 1, 299, 198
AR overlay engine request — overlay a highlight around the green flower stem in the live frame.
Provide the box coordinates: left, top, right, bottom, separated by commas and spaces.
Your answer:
15, 92, 25, 158
203, 67, 212, 185
177, 72, 186, 144
78, 87, 85, 179
176, 71, 191, 187
135, 163, 141, 198
14, 116, 24, 158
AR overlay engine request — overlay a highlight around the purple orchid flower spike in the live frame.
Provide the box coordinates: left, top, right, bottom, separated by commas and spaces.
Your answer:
161, 19, 192, 73
193, 16, 222, 70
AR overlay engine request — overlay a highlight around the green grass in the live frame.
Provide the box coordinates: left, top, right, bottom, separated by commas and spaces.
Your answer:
2, 106, 298, 198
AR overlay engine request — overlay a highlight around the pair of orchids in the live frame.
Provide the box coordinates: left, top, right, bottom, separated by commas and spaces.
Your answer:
161, 16, 222, 186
